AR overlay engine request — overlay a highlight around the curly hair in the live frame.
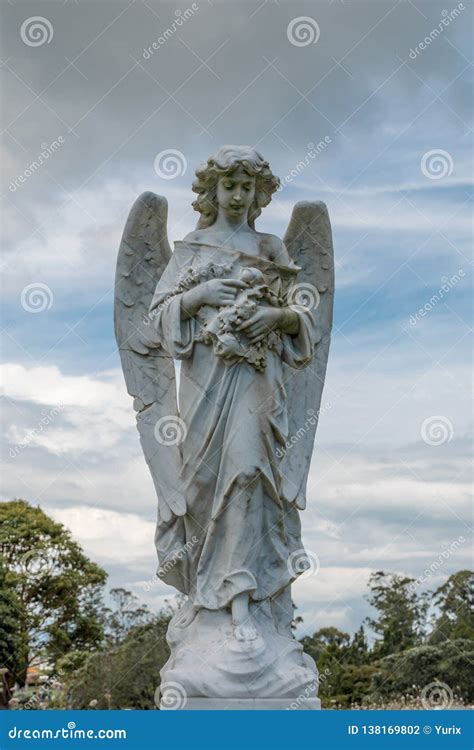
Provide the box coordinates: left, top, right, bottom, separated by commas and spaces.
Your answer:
192, 145, 280, 229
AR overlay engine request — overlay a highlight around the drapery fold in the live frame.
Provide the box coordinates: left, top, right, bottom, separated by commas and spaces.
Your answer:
149, 242, 319, 608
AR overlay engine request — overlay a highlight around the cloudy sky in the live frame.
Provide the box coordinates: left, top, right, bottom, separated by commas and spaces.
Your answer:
1, 0, 472, 638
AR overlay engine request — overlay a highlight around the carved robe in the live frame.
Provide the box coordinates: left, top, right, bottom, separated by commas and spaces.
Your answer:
149, 241, 318, 611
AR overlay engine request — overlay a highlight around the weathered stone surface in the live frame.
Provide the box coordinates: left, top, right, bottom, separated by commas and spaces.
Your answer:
115, 146, 334, 709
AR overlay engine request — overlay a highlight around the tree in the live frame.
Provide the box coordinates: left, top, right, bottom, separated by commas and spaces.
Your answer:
63, 614, 171, 709
105, 588, 151, 645
0, 557, 22, 676
369, 639, 474, 705
366, 571, 427, 657
0, 557, 22, 705
346, 625, 370, 666
303, 627, 350, 658
429, 570, 474, 644
0, 500, 107, 685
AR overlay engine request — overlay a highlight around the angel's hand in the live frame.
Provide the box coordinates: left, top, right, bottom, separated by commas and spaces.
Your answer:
182, 279, 247, 318
238, 306, 300, 342
237, 307, 283, 344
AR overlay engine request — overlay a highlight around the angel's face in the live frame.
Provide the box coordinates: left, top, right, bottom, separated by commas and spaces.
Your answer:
216, 167, 256, 222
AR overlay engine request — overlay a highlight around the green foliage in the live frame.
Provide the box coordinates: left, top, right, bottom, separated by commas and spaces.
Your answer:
2, 498, 472, 710
429, 570, 474, 644
369, 639, 474, 704
105, 588, 152, 645
365, 571, 427, 657
0, 556, 23, 680
0, 500, 107, 684
64, 616, 170, 709
302, 626, 373, 707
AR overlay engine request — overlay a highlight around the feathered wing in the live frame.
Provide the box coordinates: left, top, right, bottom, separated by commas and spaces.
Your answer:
280, 201, 335, 510
114, 191, 185, 522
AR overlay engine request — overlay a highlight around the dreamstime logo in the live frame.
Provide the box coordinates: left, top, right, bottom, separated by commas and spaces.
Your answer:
286, 679, 319, 709
143, 294, 174, 325
142, 3, 199, 59
8, 404, 64, 459
421, 149, 453, 180
20, 17, 54, 47
141, 536, 199, 590
278, 138, 332, 191
409, 269, 465, 326
20, 549, 54, 577
288, 282, 320, 313
24, 670, 63, 710
154, 149, 187, 179
421, 681, 453, 709
408, 535, 466, 593
154, 415, 187, 445
156, 681, 187, 710
287, 549, 320, 580
408, 4, 466, 59
276, 403, 332, 459
20, 283, 53, 313
287, 16, 320, 47
9, 136, 65, 192
421, 416, 454, 446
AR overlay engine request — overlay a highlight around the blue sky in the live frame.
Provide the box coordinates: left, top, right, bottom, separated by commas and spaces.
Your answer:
1, 0, 472, 638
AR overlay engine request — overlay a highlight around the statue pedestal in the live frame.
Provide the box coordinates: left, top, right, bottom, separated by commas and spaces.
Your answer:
162, 697, 321, 710
159, 599, 321, 711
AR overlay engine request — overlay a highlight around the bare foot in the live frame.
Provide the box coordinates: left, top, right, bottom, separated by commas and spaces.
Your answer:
234, 622, 259, 642
231, 592, 259, 642
175, 603, 199, 628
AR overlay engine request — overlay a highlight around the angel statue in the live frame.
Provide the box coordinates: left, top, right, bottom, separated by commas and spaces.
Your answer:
114, 145, 334, 710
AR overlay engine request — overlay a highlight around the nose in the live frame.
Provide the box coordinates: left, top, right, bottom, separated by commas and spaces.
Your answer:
232, 187, 243, 202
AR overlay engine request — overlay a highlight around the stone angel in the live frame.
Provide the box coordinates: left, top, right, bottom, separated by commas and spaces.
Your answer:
114, 146, 334, 709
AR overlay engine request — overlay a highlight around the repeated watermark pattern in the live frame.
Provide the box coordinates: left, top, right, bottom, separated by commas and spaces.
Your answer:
3, 0, 472, 716
421, 149, 454, 180
8, 405, 64, 459
154, 415, 187, 445
276, 403, 332, 459
409, 269, 465, 325
141, 536, 199, 590
154, 149, 187, 179
156, 681, 188, 710
278, 138, 332, 191
20, 283, 54, 313
23, 672, 63, 710
20, 549, 55, 577
9, 137, 65, 192
420, 416, 454, 446
421, 681, 454, 710
408, 536, 466, 593
287, 548, 320, 580
408, 4, 466, 60
142, 295, 175, 326
286, 668, 331, 709
288, 282, 321, 314
287, 17, 320, 47
20, 16, 54, 47
142, 5, 199, 59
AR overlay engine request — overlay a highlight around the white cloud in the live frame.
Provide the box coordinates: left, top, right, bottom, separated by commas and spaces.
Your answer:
46, 504, 156, 565
1, 362, 133, 455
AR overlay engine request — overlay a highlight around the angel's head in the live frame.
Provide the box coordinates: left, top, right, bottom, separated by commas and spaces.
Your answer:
192, 146, 280, 229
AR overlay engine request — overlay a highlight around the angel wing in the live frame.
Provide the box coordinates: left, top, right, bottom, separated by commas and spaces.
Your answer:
280, 201, 335, 510
114, 191, 185, 523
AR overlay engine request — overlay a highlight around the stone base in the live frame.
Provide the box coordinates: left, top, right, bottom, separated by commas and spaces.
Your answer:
160, 595, 320, 704
162, 697, 321, 710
